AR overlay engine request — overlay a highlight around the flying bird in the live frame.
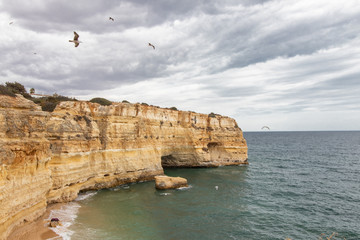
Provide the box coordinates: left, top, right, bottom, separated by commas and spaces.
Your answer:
261, 126, 270, 130
9, 21, 13, 25
69, 31, 82, 47
148, 43, 155, 50
109, 17, 114, 21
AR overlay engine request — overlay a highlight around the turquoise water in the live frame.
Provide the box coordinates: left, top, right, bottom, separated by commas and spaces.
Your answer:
57, 131, 359, 239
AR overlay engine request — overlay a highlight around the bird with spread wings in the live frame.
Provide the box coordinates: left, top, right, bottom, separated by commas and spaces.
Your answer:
69, 31, 81, 47
148, 43, 155, 50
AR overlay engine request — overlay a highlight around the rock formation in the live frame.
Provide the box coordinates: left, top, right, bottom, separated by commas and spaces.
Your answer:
155, 175, 188, 189
0, 94, 248, 240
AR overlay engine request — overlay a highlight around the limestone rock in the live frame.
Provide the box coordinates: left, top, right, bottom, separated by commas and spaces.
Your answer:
0, 94, 41, 110
155, 175, 188, 189
0, 95, 248, 240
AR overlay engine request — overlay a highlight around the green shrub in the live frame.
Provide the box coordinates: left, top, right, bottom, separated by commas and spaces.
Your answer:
0, 81, 78, 112
5, 81, 26, 94
0, 82, 32, 98
141, 102, 149, 106
31, 98, 42, 104
90, 97, 112, 106
5, 82, 32, 99
41, 102, 58, 112
0, 85, 16, 97
170, 107, 178, 111
209, 112, 217, 118
122, 100, 130, 103
35, 95, 77, 112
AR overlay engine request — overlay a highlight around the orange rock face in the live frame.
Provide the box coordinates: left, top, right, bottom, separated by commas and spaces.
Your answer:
155, 175, 188, 189
0, 95, 248, 239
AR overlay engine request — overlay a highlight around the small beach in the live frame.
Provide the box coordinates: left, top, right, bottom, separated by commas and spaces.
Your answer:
7, 193, 92, 240
8, 203, 64, 240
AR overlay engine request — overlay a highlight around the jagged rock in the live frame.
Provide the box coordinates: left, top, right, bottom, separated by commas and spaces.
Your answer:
155, 175, 188, 189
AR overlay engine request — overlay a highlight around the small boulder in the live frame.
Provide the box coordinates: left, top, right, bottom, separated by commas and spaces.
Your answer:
49, 218, 60, 227
155, 175, 188, 190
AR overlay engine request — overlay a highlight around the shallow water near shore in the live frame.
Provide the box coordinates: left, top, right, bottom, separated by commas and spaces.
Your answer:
53, 131, 360, 239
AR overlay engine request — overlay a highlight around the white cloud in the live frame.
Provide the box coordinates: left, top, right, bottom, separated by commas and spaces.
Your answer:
1, 0, 360, 130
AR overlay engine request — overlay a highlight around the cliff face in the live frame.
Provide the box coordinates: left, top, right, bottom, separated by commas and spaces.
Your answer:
0, 95, 248, 239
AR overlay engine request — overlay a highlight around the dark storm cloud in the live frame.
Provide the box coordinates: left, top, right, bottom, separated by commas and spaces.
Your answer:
2, 0, 278, 33
2, 1, 123, 32
3, 0, 203, 32
211, 4, 360, 72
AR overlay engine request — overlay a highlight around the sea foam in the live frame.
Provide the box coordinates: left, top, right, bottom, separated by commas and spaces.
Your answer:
47, 191, 98, 239
47, 202, 80, 240
176, 184, 193, 190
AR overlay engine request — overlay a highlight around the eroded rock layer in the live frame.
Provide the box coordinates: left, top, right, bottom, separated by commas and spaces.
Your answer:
0, 95, 247, 239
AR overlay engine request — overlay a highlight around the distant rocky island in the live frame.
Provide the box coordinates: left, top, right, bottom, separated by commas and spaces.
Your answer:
0, 83, 248, 240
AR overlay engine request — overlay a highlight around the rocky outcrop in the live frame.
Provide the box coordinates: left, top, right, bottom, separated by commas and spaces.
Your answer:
155, 175, 188, 189
0, 94, 248, 240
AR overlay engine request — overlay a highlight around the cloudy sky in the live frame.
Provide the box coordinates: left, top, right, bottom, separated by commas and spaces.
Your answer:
1, 0, 360, 131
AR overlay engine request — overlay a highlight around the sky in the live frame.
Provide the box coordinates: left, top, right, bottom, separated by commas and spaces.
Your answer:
1, 0, 360, 131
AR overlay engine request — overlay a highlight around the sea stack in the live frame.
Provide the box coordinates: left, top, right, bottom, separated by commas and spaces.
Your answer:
155, 175, 188, 190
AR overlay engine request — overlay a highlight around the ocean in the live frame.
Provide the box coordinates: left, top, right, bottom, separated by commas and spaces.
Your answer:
48, 131, 360, 240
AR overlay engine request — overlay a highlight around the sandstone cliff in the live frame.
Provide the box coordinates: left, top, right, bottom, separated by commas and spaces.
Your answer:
0, 94, 248, 239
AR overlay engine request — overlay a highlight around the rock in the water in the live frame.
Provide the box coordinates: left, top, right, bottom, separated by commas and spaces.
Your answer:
49, 220, 60, 228
155, 175, 188, 189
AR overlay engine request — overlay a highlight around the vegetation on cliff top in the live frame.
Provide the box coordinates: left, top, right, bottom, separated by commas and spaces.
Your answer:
32, 94, 77, 112
0, 82, 77, 112
209, 112, 217, 118
90, 97, 112, 106
0, 82, 31, 98
1, 82, 186, 113
0, 84, 16, 97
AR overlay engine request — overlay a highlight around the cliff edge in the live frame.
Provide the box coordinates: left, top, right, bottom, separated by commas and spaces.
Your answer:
0, 94, 248, 239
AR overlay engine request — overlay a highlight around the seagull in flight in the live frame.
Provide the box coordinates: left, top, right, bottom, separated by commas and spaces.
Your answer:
109, 17, 114, 21
9, 21, 13, 25
148, 43, 155, 50
69, 31, 82, 47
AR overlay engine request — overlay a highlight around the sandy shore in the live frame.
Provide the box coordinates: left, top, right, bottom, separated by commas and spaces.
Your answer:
8, 203, 65, 240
